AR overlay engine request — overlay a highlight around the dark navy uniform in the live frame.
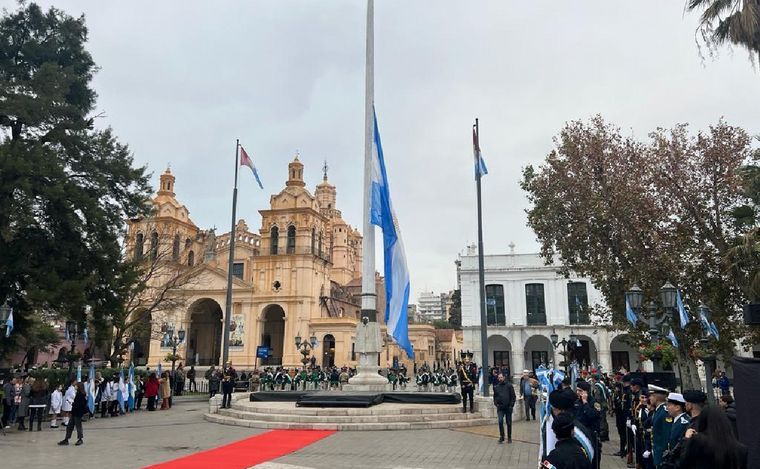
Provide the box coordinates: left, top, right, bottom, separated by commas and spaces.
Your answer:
457, 359, 477, 413
668, 412, 690, 451
543, 438, 592, 469
651, 403, 672, 467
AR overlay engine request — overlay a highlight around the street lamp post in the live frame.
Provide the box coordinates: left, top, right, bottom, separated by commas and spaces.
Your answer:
65, 320, 79, 375
295, 333, 318, 369
163, 325, 186, 405
625, 282, 677, 372
550, 330, 577, 374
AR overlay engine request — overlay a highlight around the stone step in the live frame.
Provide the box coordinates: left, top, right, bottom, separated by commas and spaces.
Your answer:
205, 413, 494, 431
219, 408, 485, 424
232, 403, 466, 416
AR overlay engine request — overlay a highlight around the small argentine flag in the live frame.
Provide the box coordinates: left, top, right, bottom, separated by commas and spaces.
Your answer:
472, 126, 488, 179
676, 290, 690, 328
240, 145, 264, 189
4, 308, 12, 338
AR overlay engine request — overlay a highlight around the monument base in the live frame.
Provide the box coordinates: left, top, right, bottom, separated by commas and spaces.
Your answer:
341, 383, 391, 392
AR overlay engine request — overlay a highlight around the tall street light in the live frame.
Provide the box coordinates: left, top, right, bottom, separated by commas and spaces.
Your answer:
163, 324, 185, 404
550, 330, 577, 374
625, 282, 677, 372
295, 333, 318, 369
65, 320, 79, 375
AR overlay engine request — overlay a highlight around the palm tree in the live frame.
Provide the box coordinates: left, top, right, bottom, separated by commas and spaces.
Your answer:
687, 0, 760, 61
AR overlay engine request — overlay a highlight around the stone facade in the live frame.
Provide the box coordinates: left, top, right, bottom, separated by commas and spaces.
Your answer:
125, 157, 431, 370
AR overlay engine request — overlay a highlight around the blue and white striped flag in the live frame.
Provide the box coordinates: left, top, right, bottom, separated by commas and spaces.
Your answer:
666, 327, 679, 348
4, 308, 12, 338
127, 364, 135, 411
117, 369, 126, 413
699, 309, 720, 340
625, 297, 638, 326
370, 107, 413, 359
677, 290, 690, 328
83, 327, 89, 345
87, 363, 96, 414
76, 363, 82, 383
472, 127, 488, 179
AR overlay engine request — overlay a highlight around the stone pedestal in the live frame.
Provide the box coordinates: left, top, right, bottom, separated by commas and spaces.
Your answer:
209, 395, 222, 414
474, 395, 526, 422
348, 320, 388, 388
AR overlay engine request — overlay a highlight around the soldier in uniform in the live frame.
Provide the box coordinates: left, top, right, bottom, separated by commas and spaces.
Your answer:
665, 392, 690, 452
457, 351, 477, 413
544, 388, 596, 468
574, 380, 602, 469
542, 411, 592, 469
647, 384, 671, 468
682, 389, 707, 430
626, 378, 643, 467
590, 372, 610, 441
612, 375, 632, 458
633, 388, 650, 469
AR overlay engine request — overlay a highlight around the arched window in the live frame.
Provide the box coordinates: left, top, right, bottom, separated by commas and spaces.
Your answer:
150, 231, 159, 260
525, 283, 546, 325
172, 235, 180, 261
568, 282, 589, 325
311, 228, 316, 254
270, 226, 279, 255
187, 250, 195, 266
185, 238, 192, 249
134, 233, 144, 260
318, 232, 323, 254
286, 225, 296, 254
485, 284, 506, 326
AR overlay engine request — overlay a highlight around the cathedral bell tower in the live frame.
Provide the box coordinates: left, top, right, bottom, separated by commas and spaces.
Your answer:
286, 154, 305, 188
157, 167, 176, 197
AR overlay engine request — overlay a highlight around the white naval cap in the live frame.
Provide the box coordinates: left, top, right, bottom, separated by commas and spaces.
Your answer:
667, 392, 685, 403
648, 384, 669, 394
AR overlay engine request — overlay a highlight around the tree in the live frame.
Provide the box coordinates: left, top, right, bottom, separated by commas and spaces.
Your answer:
0, 3, 151, 355
99, 223, 203, 367
17, 315, 60, 368
521, 116, 759, 388
687, 0, 760, 64
432, 319, 452, 329
448, 289, 462, 329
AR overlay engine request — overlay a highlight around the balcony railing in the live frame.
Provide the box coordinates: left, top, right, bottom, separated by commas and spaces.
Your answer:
527, 313, 547, 326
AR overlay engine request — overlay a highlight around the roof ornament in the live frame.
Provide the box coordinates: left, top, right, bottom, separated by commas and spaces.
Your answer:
322, 160, 329, 181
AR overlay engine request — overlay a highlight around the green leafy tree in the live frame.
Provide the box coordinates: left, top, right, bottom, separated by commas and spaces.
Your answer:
521, 116, 758, 388
448, 289, 462, 329
431, 319, 452, 329
0, 3, 151, 356
687, 0, 760, 63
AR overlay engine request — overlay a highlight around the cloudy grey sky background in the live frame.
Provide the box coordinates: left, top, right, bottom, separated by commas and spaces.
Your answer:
7, 1, 760, 300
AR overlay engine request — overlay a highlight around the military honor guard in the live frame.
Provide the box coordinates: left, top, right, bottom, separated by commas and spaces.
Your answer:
682, 389, 707, 430
590, 372, 610, 441
457, 351, 478, 413
542, 411, 592, 469
543, 388, 597, 468
647, 384, 672, 467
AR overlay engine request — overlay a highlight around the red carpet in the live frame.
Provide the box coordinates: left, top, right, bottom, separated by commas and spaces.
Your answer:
145, 430, 335, 469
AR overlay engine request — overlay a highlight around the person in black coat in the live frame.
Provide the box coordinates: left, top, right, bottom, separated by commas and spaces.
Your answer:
678, 405, 747, 469
58, 382, 87, 446
543, 411, 592, 469
492, 372, 516, 443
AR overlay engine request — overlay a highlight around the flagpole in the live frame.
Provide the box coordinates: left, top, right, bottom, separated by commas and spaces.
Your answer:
474, 118, 490, 397
361, 0, 375, 320
222, 139, 240, 367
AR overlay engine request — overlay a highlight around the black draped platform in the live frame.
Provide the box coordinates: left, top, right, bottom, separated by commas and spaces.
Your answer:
249, 391, 461, 408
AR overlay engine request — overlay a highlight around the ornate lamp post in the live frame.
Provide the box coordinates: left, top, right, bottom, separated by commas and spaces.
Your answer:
163, 324, 186, 403
295, 333, 318, 369
625, 282, 677, 372
64, 320, 80, 375
550, 330, 577, 374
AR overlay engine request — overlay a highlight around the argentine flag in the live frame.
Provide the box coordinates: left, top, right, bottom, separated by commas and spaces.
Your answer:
625, 297, 638, 327
127, 364, 136, 411
4, 308, 12, 338
117, 369, 126, 413
370, 107, 413, 359
676, 290, 690, 328
87, 364, 96, 415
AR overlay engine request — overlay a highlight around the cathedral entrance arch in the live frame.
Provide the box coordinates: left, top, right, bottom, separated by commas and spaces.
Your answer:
187, 298, 223, 366
261, 305, 285, 366
322, 334, 336, 368
131, 311, 152, 366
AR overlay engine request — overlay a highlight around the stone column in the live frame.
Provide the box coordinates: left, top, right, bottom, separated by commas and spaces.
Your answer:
598, 330, 612, 372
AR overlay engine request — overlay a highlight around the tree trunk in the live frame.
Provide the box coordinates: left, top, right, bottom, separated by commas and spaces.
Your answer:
677, 349, 703, 390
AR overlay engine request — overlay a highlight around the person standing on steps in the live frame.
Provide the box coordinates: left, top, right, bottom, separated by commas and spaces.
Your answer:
493, 372, 516, 444
457, 351, 477, 413
58, 382, 87, 446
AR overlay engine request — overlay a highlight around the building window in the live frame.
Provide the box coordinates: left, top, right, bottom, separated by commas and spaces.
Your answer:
525, 283, 546, 325
172, 235, 180, 261
611, 351, 630, 372
493, 351, 510, 369
150, 231, 159, 260
185, 238, 192, 250
351, 342, 356, 361
485, 284, 506, 326
188, 250, 194, 266
531, 351, 549, 370
270, 226, 279, 254
311, 228, 316, 254
134, 233, 144, 260
287, 225, 296, 254
232, 262, 244, 280
567, 282, 590, 325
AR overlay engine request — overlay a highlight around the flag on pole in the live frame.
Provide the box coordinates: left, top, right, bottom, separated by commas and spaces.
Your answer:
625, 297, 638, 326
699, 309, 720, 340
83, 327, 89, 345
4, 308, 11, 338
666, 327, 679, 348
369, 107, 413, 359
472, 127, 488, 179
239, 145, 264, 189
478, 367, 484, 394
117, 369, 126, 413
87, 363, 96, 415
127, 364, 135, 412
676, 290, 690, 328
76, 363, 82, 383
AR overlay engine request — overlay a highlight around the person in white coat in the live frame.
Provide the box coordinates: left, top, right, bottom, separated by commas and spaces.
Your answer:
61, 378, 76, 428
49, 384, 63, 428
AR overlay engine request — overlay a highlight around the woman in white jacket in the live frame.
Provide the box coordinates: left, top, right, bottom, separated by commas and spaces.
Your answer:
61, 378, 76, 428
49, 384, 63, 428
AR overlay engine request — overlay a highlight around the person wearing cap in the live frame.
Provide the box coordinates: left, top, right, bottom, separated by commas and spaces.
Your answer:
574, 380, 601, 438
666, 392, 690, 452
542, 411, 592, 469
633, 388, 650, 468
590, 373, 609, 441
647, 385, 672, 467
519, 369, 536, 421
682, 390, 707, 430
612, 374, 633, 458
457, 351, 477, 413
544, 388, 597, 468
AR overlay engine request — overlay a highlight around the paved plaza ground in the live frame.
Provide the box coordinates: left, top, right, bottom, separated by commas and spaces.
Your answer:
0, 397, 629, 468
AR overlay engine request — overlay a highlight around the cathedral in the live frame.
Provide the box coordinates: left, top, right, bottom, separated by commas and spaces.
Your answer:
125, 156, 435, 371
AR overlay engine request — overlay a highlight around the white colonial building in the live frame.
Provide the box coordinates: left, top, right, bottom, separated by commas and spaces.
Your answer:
459, 245, 638, 380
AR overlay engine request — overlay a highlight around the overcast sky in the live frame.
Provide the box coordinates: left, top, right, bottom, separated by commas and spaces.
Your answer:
8, 1, 760, 300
